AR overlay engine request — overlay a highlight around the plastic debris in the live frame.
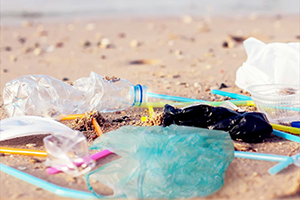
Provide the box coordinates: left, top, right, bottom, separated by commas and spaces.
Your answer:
3, 72, 148, 118
235, 37, 300, 90
0, 163, 97, 199
0, 116, 72, 141
44, 131, 95, 177
86, 125, 234, 199
163, 104, 273, 143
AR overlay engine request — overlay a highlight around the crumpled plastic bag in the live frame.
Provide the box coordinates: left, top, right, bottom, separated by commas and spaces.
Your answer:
236, 37, 300, 90
85, 125, 234, 199
163, 104, 273, 143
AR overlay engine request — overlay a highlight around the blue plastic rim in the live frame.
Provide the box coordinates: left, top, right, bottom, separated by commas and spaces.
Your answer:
291, 121, 300, 128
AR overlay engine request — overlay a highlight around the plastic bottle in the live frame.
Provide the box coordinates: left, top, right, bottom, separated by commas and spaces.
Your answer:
3, 72, 148, 118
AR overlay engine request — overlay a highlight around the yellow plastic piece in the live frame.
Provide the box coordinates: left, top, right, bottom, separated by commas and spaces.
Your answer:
271, 123, 300, 135
0, 147, 47, 157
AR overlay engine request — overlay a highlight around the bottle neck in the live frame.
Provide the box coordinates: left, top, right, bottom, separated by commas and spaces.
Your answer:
133, 84, 148, 106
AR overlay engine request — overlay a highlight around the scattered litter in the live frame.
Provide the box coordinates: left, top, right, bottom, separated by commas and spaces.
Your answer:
163, 104, 273, 143
87, 125, 234, 198
3, 72, 148, 118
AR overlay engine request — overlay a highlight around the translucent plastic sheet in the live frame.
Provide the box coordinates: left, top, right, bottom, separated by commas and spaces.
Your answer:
85, 125, 234, 199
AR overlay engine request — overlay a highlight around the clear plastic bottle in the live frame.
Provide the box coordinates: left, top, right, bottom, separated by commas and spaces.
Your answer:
3, 72, 148, 118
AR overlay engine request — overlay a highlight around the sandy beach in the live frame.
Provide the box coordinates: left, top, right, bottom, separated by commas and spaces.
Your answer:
0, 12, 300, 199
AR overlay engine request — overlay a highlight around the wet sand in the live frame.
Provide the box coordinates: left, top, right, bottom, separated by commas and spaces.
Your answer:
0, 15, 300, 199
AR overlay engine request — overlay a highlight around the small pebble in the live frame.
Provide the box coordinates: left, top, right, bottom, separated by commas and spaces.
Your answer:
9, 55, 17, 62
168, 40, 174, 46
67, 24, 75, 31
80, 40, 91, 48
33, 48, 42, 55
101, 55, 106, 59
118, 33, 126, 38
22, 20, 32, 27
99, 38, 112, 49
274, 21, 281, 28
219, 83, 228, 89
37, 30, 48, 37
26, 143, 36, 147
17, 166, 27, 171
66, 176, 77, 183
86, 23, 95, 31
129, 40, 140, 48
206, 65, 212, 69
18, 37, 26, 44
29, 158, 41, 163
55, 42, 64, 48
45, 45, 55, 52
4, 46, 12, 51
62, 77, 69, 81
193, 83, 202, 89
1, 69, 8, 73
174, 50, 182, 56
182, 15, 193, 24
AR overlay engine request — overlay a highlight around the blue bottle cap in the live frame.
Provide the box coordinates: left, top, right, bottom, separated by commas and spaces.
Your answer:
291, 121, 300, 128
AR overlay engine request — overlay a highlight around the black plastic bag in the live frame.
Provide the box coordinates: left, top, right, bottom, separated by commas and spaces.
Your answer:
163, 104, 273, 143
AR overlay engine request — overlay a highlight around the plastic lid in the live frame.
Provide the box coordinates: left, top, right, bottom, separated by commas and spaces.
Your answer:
133, 84, 148, 106
291, 121, 300, 128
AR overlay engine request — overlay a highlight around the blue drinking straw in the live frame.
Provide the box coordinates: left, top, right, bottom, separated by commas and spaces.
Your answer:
0, 164, 96, 199
234, 151, 289, 162
211, 89, 300, 112
148, 92, 206, 102
272, 130, 300, 143
211, 89, 252, 100
234, 151, 300, 175
269, 153, 300, 175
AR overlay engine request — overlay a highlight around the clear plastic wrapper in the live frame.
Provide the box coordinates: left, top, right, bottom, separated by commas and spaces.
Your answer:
44, 131, 95, 177
85, 125, 234, 199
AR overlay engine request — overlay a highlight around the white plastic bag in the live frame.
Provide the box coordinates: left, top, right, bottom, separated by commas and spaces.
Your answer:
235, 37, 300, 90
0, 116, 72, 141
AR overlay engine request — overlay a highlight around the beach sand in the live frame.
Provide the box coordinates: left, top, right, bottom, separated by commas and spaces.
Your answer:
0, 15, 300, 199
